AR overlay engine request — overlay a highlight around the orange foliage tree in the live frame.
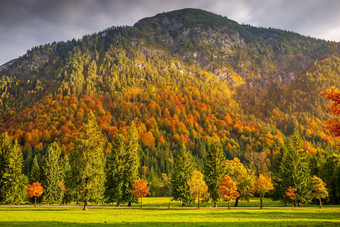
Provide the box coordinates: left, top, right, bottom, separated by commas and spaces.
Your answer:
285, 187, 297, 207
27, 182, 44, 207
322, 87, 340, 138
218, 175, 239, 209
130, 179, 151, 208
253, 174, 274, 209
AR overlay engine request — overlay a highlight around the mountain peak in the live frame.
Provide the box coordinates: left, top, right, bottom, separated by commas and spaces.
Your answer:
134, 8, 236, 30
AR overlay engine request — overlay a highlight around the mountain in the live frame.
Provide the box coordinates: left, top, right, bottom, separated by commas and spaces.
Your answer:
0, 8, 339, 180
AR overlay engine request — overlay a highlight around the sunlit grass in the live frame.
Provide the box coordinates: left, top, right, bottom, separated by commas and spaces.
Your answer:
0, 207, 339, 226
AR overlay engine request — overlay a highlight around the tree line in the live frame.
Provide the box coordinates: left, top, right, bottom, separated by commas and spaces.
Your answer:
0, 113, 333, 209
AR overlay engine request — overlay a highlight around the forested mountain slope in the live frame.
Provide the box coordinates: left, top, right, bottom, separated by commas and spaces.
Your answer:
0, 8, 339, 187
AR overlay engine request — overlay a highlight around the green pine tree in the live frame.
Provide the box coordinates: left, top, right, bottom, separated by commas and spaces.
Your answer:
273, 134, 311, 206
30, 155, 41, 183
105, 133, 126, 206
0, 134, 26, 204
60, 154, 72, 204
122, 123, 140, 206
204, 138, 225, 207
43, 142, 63, 204
171, 142, 195, 207
72, 111, 106, 210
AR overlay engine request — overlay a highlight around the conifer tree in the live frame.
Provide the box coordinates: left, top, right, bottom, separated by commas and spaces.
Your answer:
106, 133, 126, 206
30, 155, 41, 184
43, 142, 63, 204
72, 111, 106, 210
0, 132, 12, 202
171, 142, 195, 207
0, 134, 26, 204
273, 134, 311, 206
122, 123, 140, 206
204, 138, 225, 207
61, 154, 72, 204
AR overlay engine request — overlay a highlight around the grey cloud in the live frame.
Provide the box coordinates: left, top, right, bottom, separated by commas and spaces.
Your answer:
1, 0, 339, 65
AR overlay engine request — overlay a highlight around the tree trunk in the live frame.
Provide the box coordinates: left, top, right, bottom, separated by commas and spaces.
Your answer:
34, 196, 37, 207
319, 198, 322, 208
182, 201, 184, 207
116, 201, 120, 207
128, 201, 132, 207
234, 197, 239, 207
168, 197, 171, 209
228, 201, 230, 209
214, 202, 217, 207
293, 200, 296, 207
141, 197, 143, 209
198, 198, 200, 209
298, 202, 300, 207
260, 195, 263, 209
83, 199, 88, 210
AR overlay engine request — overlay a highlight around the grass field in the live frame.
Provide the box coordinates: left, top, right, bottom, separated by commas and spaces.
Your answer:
1, 197, 339, 226
0, 207, 340, 226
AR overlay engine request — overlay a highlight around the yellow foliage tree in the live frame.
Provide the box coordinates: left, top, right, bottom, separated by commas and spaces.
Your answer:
310, 175, 328, 208
188, 170, 209, 208
224, 157, 254, 206
253, 174, 274, 209
218, 175, 239, 209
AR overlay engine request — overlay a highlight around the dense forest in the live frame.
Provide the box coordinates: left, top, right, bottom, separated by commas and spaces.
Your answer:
0, 8, 339, 207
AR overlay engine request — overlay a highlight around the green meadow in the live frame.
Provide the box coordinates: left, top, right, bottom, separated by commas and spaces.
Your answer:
1, 197, 340, 226
0, 207, 339, 226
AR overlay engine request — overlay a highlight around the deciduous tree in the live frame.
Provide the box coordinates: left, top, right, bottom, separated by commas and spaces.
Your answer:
224, 157, 254, 207
253, 174, 274, 209
310, 175, 328, 208
188, 170, 209, 208
218, 175, 239, 209
286, 187, 297, 207
27, 182, 44, 207
322, 86, 340, 137
130, 179, 150, 208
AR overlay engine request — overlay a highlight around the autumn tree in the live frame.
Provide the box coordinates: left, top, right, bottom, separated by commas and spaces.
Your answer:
71, 111, 106, 210
0, 133, 26, 204
224, 157, 254, 207
322, 86, 340, 137
204, 138, 225, 207
253, 174, 274, 209
130, 179, 150, 208
172, 143, 195, 207
43, 142, 63, 204
310, 176, 328, 208
188, 170, 209, 208
27, 182, 44, 207
285, 187, 297, 207
30, 156, 41, 183
218, 175, 239, 209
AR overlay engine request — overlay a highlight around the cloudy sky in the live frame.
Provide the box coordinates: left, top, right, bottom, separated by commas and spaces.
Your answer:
1, 0, 339, 65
